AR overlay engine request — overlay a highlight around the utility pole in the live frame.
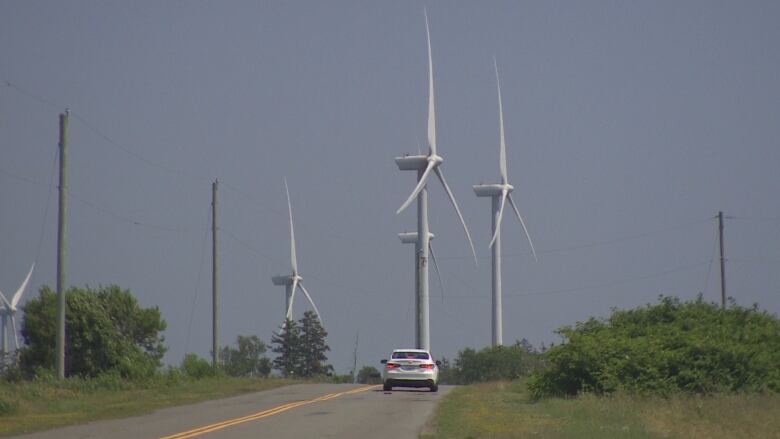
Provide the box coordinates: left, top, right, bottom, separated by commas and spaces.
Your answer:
56, 110, 69, 379
351, 332, 359, 383
718, 211, 726, 309
212, 179, 219, 366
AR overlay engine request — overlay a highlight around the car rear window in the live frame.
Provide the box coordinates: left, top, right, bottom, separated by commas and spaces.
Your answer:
392, 351, 430, 360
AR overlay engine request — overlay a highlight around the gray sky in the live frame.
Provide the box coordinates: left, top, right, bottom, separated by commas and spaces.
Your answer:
2, 1, 779, 374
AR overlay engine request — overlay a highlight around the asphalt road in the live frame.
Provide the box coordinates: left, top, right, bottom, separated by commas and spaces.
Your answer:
12, 383, 452, 439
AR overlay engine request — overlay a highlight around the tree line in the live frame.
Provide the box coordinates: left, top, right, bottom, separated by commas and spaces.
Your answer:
4, 285, 331, 381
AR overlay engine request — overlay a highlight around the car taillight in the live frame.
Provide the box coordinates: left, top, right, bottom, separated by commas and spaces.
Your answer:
386, 363, 400, 369
420, 363, 435, 369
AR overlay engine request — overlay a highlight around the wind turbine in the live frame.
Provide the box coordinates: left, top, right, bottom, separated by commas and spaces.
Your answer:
271, 180, 323, 328
395, 9, 477, 351
474, 59, 537, 346
0, 263, 35, 356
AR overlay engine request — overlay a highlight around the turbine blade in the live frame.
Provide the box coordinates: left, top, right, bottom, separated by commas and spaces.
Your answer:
489, 191, 508, 248
284, 179, 298, 274
396, 161, 435, 214
285, 279, 298, 321
0, 290, 10, 309
11, 315, 19, 351
11, 262, 34, 309
495, 57, 508, 184
434, 167, 478, 265
508, 194, 538, 262
298, 283, 324, 328
425, 8, 437, 155
429, 242, 445, 304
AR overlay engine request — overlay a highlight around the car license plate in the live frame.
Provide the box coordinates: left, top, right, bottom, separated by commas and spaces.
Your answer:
402, 365, 417, 371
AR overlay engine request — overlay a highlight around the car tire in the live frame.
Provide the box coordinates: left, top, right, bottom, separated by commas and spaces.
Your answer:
383, 383, 392, 392
430, 383, 438, 392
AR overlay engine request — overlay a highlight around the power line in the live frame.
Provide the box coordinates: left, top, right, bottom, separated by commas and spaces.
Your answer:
438, 217, 713, 261
4, 79, 211, 183
68, 192, 189, 233
444, 260, 711, 299
185, 207, 212, 355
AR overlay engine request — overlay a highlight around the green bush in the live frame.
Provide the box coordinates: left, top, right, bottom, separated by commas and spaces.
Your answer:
180, 354, 220, 379
0, 397, 16, 416
20, 285, 166, 379
356, 366, 381, 384
528, 296, 780, 397
444, 341, 542, 385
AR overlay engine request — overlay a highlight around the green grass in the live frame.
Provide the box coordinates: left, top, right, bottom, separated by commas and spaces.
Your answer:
422, 381, 780, 439
0, 375, 295, 436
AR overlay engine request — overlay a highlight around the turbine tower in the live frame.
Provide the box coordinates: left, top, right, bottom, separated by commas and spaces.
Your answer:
0, 263, 35, 357
271, 180, 323, 328
474, 60, 537, 346
395, 10, 477, 351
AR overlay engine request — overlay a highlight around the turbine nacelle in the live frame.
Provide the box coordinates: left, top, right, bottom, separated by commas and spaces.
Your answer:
398, 231, 434, 244
271, 274, 303, 286
473, 183, 513, 198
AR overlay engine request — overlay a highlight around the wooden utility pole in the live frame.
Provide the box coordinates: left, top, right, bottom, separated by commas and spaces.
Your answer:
718, 211, 726, 309
212, 179, 219, 366
56, 110, 69, 379
351, 332, 359, 383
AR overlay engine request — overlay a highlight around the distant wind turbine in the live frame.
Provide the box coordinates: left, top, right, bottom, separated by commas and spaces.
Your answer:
474, 59, 537, 346
271, 180, 323, 328
395, 9, 477, 351
0, 263, 35, 355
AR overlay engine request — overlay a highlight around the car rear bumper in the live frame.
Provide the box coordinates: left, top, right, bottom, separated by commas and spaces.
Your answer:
384, 378, 436, 388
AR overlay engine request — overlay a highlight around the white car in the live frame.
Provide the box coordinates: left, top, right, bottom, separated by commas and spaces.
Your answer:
380, 349, 440, 392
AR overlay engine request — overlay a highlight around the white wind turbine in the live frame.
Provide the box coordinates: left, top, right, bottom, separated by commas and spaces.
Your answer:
0, 263, 35, 356
395, 9, 477, 351
271, 180, 323, 328
474, 59, 537, 346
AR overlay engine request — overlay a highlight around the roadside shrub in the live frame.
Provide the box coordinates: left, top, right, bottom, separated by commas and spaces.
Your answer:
20, 285, 166, 379
0, 397, 16, 416
180, 354, 220, 379
444, 340, 543, 385
356, 366, 381, 384
528, 295, 780, 398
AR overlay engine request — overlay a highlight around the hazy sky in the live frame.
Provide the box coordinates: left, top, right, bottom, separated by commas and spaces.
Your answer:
2, 1, 779, 374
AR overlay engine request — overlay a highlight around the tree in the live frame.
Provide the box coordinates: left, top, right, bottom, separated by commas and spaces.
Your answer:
271, 319, 301, 377
20, 285, 166, 378
297, 311, 331, 377
220, 335, 271, 377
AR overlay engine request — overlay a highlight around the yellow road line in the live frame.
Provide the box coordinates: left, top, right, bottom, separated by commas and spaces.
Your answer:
159, 385, 378, 439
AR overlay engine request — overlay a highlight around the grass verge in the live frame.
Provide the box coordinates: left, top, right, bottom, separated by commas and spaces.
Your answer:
422, 381, 780, 439
0, 375, 295, 436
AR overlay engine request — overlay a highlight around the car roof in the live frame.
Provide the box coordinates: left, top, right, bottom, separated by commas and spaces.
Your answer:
391, 348, 430, 353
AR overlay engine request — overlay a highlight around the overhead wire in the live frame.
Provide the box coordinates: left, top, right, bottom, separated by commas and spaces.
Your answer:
185, 206, 212, 354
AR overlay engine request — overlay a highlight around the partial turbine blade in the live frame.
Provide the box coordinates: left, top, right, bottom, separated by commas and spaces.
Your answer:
508, 194, 538, 262
284, 179, 298, 274
285, 278, 298, 321
396, 161, 435, 214
495, 57, 508, 184
424, 8, 437, 155
0, 290, 10, 309
298, 283, 324, 328
429, 242, 445, 304
489, 191, 508, 248
11, 315, 19, 351
11, 262, 34, 309
434, 167, 478, 265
